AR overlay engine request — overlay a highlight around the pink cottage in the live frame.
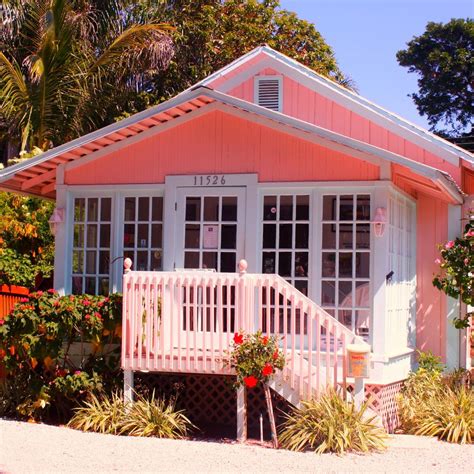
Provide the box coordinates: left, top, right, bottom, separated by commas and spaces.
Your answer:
1, 47, 473, 433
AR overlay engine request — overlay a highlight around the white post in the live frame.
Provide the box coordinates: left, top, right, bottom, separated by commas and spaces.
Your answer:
124, 369, 134, 404
353, 377, 365, 408
236, 386, 247, 442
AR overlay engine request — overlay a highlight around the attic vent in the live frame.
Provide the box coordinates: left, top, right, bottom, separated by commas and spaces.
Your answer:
256, 76, 282, 112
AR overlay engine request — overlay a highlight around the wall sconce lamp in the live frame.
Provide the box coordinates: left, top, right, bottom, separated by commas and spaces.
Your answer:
372, 207, 387, 237
48, 208, 65, 236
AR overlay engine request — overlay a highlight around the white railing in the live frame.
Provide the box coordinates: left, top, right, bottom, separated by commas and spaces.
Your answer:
121, 263, 368, 399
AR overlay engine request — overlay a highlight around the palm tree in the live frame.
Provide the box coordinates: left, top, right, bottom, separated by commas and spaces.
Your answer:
0, 0, 173, 153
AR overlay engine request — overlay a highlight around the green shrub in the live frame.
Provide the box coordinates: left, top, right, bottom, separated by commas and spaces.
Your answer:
68, 392, 194, 439
0, 291, 122, 421
417, 350, 444, 373
279, 389, 387, 454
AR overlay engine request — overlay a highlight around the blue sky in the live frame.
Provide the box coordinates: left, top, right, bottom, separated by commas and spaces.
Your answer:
280, 0, 473, 129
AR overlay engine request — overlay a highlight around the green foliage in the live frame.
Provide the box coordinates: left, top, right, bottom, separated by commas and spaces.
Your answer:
0, 191, 54, 288
68, 391, 194, 439
0, 0, 173, 151
417, 349, 444, 372
396, 18, 473, 135
279, 389, 387, 454
432, 213, 474, 329
226, 331, 285, 388
398, 361, 474, 444
0, 291, 122, 421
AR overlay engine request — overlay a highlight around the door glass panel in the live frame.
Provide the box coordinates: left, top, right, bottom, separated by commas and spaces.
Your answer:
279, 195, 293, 220
221, 197, 237, 221
263, 196, 277, 221
87, 198, 98, 221
204, 197, 219, 221
202, 252, 217, 270
124, 197, 136, 221
221, 225, 236, 249
185, 224, 200, 248
138, 197, 149, 221
186, 197, 201, 221
185, 252, 199, 268
221, 253, 236, 272
100, 198, 111, 221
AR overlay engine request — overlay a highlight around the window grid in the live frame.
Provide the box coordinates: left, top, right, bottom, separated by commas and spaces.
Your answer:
123, 196, 163, 272
261, 194, 310, 296
72, 197, 112, 295
320, 194, 371, 339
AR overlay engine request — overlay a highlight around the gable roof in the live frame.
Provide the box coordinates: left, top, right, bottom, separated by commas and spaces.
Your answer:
192, 45, 473, 166
0, 86, 463, 204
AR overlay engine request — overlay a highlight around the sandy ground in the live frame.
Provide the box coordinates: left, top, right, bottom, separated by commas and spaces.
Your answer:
0, 419, 472, 473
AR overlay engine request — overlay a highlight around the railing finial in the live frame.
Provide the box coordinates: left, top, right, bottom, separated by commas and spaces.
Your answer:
238, 259, 248, 275
124, 258, 133, 274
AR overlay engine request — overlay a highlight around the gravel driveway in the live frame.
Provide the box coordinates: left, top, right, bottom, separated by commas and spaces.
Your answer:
0, 419, 472, 473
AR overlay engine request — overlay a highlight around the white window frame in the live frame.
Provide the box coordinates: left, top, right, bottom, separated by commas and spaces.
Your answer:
254, 75, 283, 112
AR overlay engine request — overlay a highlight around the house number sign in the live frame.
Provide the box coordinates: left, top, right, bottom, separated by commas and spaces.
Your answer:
193, 175, 226, 186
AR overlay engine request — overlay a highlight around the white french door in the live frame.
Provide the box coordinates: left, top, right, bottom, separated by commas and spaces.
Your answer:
175, 187, 246, 272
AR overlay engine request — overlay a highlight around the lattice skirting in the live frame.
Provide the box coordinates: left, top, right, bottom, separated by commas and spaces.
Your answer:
134, 373, 291, 439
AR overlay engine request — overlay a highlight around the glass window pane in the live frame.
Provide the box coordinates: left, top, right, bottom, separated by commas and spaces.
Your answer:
356, 252, 370, 278
295, 224, 309, 249
202, 252, 217, 270
355, 281, 370, 307
204, 197, 219, 221
186, 197, 201, 221
184, 252, 199, 269
322, 253, 336, 277
72, 250, 83, 274
339, 253, 353, 278
221, 224, 236, 249
151, 224, 162, 248
322, 224, 335, 249
151, 251, 162, 271
74, 198, 85, 222
124, 197, 136, 221
138, 197, 149, 221
356, 309, 370, 340
262, 252, 275, 273
221, 197, 237, 221
296, 195, 309, 220
323, 196, 336, 221
295, 252, 308, 277
340, 309, 352, 329
123, 224, 135, 248
85, 277, 96, 295
152, 197, 163, 221
263, 224, 276, 248
356, 224, 371, 249
294, 280, 308, 296
73, 224, 84, 247
86, 251, 96, 274
185, 224, 200, 248
263, 196, 277, 221
99, 251, 109, 274
321, 281, 335, 305
339, 226, 353, 249
98, 278, 109, 296
357, 195, 371, 221
100, 224, 110, 248
136, 251, 148, 271
221, 253, 236, 272
339, 195, 353, 221
339, 281, 353, 307
279, 196, 293, 220
87, 198, 98, 222
279, 224, 292, 248
100, 198, 111, 221
137, 224, 149, 248
278, 252, 292, 277
86, 224, 98, 248
72, 276, 83, 294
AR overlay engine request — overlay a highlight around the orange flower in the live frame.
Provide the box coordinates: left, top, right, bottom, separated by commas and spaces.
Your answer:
262, 363, 273, 376
243, 375, 258, 388
233, 333, 244, 345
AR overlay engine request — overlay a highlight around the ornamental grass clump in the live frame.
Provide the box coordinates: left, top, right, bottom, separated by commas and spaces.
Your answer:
279, 389, 387, 454
68, 392, 194, 439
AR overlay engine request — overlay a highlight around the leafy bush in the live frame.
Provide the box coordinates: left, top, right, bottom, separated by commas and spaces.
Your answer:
417, 349, 444, 372
68, 392, 194, 439
226, 331, 285, 389
0, 291, 122, 421
398, 353, 474, 444
279, 389, 387, 454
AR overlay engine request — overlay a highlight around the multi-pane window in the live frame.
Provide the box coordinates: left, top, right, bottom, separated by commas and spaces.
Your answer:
261, 194, 310, 295
183, 195, 238, 272
320, 194, 371, 340
72, 197, 112, 295
123, 196, 163, 271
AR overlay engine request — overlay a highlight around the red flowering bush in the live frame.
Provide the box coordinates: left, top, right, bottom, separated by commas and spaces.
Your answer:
227, 331, 285, 389
433, 213, 473, 329
0, 291, 122, 420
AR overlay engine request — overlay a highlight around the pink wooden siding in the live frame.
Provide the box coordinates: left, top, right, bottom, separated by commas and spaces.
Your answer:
226, 72, 461, 184
416, 195, 448, 361
65, 110, 379, 185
